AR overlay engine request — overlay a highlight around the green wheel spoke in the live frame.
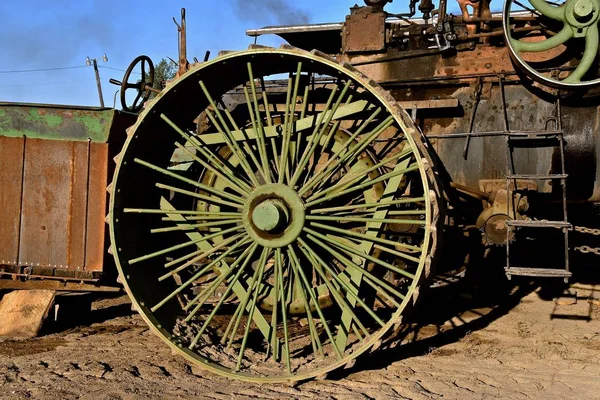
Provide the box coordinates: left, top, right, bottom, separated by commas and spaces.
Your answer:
528, 0, 565, 20
306, 215, 426, 226
305, 234, 405, 305
270, 249, 282, 361
276, 248, 292, 372
309, 221, 422, 253
227, 247, 269, 349
260, 77, 274, 126
163, 226, 243, 268
159, 233, 249, 281
128, 224, 243, 265
204, 106, 263, 186
124, 208, 240, 217
173, 142, 252, 197
304, 227, 416, 279
290, 83, 340, 187
298, 239, 385, 327
235, 247, 270, 371
293, 80, 352, 187
199, 81, 262, 187
169, 215, 242, 221
246, 63, 273, 183
564, 25, 599, 83
302, 114, 393, 196
298, 241, 376, 334
305, 163, 420, 208
304, 91, 354, 188
299, 106, 382, 196
287, 245, 344, 360
222, 299, 244, 346
373, 243, 421, 264
155, 183, 244, 210
295, 82, 311, 170
306, 148, 413, 203
187, 243, 259, 346
161, 114, 254, 193
310, 197, 425, 214
278, 65, 299, 184
134, 158, 245, 205
151, 235, 250, 313
287, 246, 323, 358
151, 219, 241, 234
223, 107, 270, 183
512, 25, 573, 53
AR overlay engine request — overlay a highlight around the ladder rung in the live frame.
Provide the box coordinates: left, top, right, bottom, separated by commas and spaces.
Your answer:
507, 220, 571, 228
506, 130, 562, 137
506, 174, 567, 180
507, 134, 563, 148
504, 267, 572, 278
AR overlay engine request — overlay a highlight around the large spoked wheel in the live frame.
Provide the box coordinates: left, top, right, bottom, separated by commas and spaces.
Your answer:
503, 0, 600, 89
108, 48, 440, 382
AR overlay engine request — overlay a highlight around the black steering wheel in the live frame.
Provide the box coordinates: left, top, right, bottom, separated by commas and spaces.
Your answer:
109, 55, 155, 113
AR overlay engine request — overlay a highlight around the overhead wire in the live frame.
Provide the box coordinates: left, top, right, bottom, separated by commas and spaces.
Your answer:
0, 64, 140, 75
0, 65, 87, 74
0, 80, 91, 88
99, 65, 141, 74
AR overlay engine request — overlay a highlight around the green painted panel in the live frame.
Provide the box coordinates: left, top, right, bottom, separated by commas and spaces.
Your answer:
0, 102, 117, 143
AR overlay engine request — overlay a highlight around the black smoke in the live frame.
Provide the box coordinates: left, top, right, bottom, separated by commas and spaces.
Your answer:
0, 0, 120, 67
233, 0, 311, 26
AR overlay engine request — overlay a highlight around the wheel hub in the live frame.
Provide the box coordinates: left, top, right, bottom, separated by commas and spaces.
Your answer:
252, 199, 289, 233
243, 184, 305, 248
573, 0, 595, 20
566, 0, 599, 29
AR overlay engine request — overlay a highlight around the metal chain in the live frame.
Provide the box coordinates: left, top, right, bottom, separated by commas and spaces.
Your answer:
573, 226, 600, 255
574, 226, 600, 235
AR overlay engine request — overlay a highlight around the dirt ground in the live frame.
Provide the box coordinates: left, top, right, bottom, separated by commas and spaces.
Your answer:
1, 272, 599, 400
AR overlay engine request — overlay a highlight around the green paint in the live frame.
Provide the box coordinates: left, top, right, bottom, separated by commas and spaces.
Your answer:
28, 109, 63, 128
0, 104, 116, 142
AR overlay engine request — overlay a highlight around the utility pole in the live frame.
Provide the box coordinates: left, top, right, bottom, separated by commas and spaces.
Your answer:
92, 59, 104, 107
86, 54, 108, 107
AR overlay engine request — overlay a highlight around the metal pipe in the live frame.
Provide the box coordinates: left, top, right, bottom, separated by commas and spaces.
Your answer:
92, 59, 105, 107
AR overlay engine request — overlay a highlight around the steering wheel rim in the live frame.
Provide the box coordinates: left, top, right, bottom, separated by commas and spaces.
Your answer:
503, 0, 600, 89
120, 55, 155, 113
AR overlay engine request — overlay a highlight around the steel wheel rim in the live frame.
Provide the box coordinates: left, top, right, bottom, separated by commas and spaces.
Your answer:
108, 48, 436, 382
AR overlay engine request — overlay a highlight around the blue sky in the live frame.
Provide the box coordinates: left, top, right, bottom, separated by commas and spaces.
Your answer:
0, 0, 469, 107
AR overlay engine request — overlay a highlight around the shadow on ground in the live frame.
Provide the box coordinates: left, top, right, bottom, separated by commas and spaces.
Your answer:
330, 255, 599, 380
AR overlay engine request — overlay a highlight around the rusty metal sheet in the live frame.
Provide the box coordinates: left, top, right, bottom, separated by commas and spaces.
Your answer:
0, 136, 25, 266
343, 6, 386, 53
85, 143, 109, 272
18, 139, 90, 271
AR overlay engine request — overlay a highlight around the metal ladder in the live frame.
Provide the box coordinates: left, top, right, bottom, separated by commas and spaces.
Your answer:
499, 78, 571, 281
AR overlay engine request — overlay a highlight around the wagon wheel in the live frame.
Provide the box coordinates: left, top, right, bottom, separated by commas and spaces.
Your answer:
108, 48, 440, 382
503, 0, 600, 88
